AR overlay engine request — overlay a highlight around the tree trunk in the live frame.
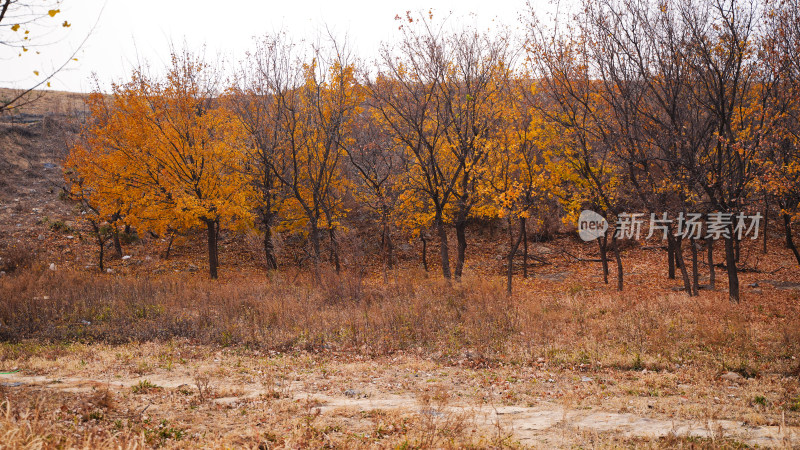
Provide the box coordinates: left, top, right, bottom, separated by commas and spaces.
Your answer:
328, 227, 341, 274
707, 236, 715, 289
164, 233, 175, 260
381, 221, 389, 285
420, 234, 428, 273
783, 213, 800, 266
598, 234, 609, 284
734, 235, 740, 263
762, 195, 769, 254
507, 217, 525, 295
206, 219, 219, 280
521, 217, 528, 279
454, 220, 467, 280
690, 239, 699, 296
674, 236, 693, 296
263, 224, 277, 270
435, 212, 451, 280
725, 233, 740, 303
612, 234, 623, 291
667, 232, 676, 279
97, 236, 105, 272
112, 230, 123, 259
261, 206, 278, 271
309, 222, 322, 282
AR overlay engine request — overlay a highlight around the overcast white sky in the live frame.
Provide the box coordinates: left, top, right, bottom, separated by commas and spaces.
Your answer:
1, 0, 559, 93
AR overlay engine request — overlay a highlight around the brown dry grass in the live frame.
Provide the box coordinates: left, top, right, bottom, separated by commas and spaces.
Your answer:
1, 268, 798, 378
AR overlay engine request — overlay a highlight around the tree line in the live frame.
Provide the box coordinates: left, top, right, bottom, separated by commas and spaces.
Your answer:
65, 0, 800, 301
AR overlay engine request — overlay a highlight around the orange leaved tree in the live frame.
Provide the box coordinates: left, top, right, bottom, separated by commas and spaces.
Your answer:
68, 50, 253, 279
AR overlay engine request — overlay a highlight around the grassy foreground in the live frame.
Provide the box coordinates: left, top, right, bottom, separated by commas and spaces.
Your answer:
0, 269, 798, 447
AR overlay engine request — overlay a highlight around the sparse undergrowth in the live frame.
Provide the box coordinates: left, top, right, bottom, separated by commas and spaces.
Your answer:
0, 268, 798, 377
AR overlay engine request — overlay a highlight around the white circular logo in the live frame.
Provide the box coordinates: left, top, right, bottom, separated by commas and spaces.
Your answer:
578, 210, 608, 241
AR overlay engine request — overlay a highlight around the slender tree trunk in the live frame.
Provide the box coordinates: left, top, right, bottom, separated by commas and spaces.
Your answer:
96, 236, 105, 272
762, 194, 769, 254
612, 235, 623, 291
598, 234, 609, 284
328, 227, 341, 274
164, 233, 175, 260
707, 236, 715, 289
206, 219, 219, 280
112, 230, 123, 259
507, 217, 525, 295
420, 234, 428, 273
435, 212, 451, 279
674, 236, 693, 296
725, 233, 740, 303
309, 222, 322, 282
690, 239, 699, 296
454, 220, 467, 280
386, 225, 394, 271
521, 217, 528, 279
381, 219, 394, 284
667, 233, 676, 279
734, 235, 740, 263
783, 213, 800, 266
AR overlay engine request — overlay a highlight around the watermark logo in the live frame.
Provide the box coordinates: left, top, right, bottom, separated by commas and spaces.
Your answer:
578, 210, 609, 242
578, 210, 762, 242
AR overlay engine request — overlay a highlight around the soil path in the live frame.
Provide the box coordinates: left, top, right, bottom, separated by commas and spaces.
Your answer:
2, 372, 796, 448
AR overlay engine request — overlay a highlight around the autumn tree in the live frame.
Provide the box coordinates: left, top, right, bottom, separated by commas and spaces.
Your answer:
761, 0, 800, 266
229, 33, 296, 271
267, 38, 361, 277
525, 13, 628, 290
484, 78, 553, 294
68, 50, 253, 279
65, 100, 128, 272
345, 106, 405, 283
367, 16, 456, 279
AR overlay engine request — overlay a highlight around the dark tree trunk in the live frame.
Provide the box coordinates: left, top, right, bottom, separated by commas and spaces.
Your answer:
263, 226, 277, 270
309, 222, 322, 282
674, 236, 693, 296
521, 217, 528, 278
667, 233, 676, 279
690, 239, 699, 296
420, 234, 429, 273
725, 233, 740, 303
762, 195, 769, 254
435, 212, 451, 279
381, 219, 393, 284
164, 233, 175, 260
734, 235, 740, 263
206, 219, 219, 280
783, 213, 800, 266
675, 235, 683, 269
97, 236, 105, 272
454, 220, 467, 280
707, 236, 715, 289
612, 235, 623, 291
112, 230, 123, 259
328, 227, 341, 274
598, 234, 609, 284
506, 217, 525, 295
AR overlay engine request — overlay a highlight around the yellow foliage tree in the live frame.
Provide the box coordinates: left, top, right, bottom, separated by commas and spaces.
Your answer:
67, 50, 253, 279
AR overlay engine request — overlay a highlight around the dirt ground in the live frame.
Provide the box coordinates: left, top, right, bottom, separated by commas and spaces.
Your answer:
0, 342, 797, 448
